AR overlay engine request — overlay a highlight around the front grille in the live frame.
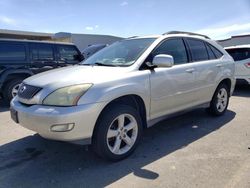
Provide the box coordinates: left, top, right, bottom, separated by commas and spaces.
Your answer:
17, 84, 42, 99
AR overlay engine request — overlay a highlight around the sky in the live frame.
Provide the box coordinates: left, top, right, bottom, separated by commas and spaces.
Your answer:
0, 0, 249, 40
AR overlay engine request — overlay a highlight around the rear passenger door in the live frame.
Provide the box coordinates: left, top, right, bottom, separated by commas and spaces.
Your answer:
149, 38, 198, 119
185, 38, 223, 104
29, 43, 57, 74
56, 45, 81, 66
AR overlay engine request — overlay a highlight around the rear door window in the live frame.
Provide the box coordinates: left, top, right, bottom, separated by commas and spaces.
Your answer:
186, 39, 209, 62
205, 43, 216, 60
57, 45, 79, 62
0, 42, 26, 61
226, 48, 250, 61
30, 44, 54, 61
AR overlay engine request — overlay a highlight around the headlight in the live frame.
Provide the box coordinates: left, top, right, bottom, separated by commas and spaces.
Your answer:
43, 84, 92, 106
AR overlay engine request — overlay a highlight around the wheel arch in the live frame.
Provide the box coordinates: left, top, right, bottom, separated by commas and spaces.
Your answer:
217, 78, 231, 94
92, 94, 148, 143
1, 69, 33, 89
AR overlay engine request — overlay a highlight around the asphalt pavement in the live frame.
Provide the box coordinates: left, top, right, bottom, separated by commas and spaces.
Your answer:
0, 85, 249, 188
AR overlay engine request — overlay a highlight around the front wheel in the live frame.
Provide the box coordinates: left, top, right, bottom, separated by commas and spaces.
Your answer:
92, 104, 143, 161
207, 83, 229, 116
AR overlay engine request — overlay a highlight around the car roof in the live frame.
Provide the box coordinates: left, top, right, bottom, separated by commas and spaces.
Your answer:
0, 38, 74, 45
224, 45, 250, 50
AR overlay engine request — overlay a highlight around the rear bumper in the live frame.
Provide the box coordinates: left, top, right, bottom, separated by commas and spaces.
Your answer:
10, 97, 106, 145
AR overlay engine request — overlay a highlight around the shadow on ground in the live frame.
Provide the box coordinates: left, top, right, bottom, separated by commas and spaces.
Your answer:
0, 109, 235, 188
233, 85, 250, 97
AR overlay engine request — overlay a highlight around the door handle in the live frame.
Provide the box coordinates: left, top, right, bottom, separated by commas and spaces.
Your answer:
216, 64, 223, 67
185, 68, 195, 73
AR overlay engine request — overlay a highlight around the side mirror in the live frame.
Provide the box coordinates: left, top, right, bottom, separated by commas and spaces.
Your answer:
152, 54, 174, 68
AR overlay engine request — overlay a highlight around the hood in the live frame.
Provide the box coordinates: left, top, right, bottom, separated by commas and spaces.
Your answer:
24, 65, 131, 88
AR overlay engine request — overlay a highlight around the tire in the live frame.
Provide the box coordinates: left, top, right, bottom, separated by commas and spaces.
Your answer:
207, 83, 229, 116
92, 104, 143, 161
3, 78, 23, 103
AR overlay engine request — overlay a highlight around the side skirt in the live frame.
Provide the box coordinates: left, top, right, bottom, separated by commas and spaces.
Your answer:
147, 102, 210, 128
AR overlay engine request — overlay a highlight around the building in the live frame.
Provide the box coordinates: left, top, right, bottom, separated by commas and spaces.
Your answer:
217, 34, 250, 47
0, 29, 122, 51
0, 29, 52, 41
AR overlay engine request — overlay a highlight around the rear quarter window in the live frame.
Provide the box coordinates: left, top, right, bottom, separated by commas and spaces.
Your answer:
226, 48, 250, 61
0, 42, 26, 61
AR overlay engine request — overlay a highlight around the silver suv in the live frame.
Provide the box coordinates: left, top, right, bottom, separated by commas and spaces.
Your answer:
10, 31, 235, 161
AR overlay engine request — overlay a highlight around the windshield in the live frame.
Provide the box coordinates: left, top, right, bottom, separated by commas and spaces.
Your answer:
81, 38, 156, 67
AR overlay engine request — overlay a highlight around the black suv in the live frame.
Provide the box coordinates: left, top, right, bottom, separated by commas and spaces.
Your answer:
0, 39, 84, 103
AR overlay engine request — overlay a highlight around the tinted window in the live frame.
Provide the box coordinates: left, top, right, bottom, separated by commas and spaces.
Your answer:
31, 44, 54, 61
209, 44, 223, 59
58, 45, 79, 61
0, 43, 26, 61
226, 48, 250, 61
205, 43, 216, 60
152, 38, 188, 64
187, 39, 208, 61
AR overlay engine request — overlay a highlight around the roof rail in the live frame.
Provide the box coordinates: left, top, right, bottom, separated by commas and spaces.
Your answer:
163, 31, 210, 39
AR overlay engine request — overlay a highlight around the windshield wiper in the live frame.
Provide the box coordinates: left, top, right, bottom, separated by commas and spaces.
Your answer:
79, 62, 117, 67
78, 62, 92, 65
94, 62, 116, 67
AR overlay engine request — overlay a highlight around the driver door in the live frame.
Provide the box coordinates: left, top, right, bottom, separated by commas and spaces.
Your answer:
149, 38, 197, 119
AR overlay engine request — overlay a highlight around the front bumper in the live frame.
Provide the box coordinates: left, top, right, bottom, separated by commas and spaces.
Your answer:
10, 97, 106, 145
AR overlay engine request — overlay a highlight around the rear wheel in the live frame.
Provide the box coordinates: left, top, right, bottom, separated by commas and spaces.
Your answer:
207, 83, 229, 116
92, 104, 143, 161
3, 78, 23, 103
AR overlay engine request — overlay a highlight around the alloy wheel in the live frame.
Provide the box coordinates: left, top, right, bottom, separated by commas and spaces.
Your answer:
106, 114, 138, 155
216, 88, 228, 112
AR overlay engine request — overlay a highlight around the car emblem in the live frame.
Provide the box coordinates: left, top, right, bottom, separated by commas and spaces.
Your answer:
19, 85, 26, 93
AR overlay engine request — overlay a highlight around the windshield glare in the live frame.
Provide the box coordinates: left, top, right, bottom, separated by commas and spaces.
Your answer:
81, 38, 156, 67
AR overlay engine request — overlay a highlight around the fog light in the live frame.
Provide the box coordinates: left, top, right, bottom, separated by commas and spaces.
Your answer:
50, 123, 75, 132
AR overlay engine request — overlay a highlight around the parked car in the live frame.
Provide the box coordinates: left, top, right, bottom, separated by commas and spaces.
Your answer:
82, 44, 108, 59
0, 39, 83, 102
10, 31, 235, 161
225, 45, 250, 85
